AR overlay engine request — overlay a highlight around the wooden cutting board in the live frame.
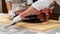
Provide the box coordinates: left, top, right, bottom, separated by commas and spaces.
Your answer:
0, 13, 60, 32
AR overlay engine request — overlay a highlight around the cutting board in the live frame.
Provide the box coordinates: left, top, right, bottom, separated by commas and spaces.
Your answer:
0, 13, 60, 32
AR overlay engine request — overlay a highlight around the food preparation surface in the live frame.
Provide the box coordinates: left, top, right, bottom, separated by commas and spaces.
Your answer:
0, 13, 60, 32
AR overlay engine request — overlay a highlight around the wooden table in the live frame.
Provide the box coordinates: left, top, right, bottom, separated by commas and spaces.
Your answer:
0, 13, 60, 32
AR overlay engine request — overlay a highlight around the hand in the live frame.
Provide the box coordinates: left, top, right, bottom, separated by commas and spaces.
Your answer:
11, 15, 22, 23
8, 10, 15, 19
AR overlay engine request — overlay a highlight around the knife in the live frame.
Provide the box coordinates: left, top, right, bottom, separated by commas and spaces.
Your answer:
5, 18, 30, 29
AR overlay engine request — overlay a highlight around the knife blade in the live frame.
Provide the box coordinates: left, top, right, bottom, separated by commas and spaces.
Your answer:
4, 18, 30, 29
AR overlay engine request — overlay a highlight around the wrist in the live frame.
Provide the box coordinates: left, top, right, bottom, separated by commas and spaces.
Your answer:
8, 10, 13, 12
